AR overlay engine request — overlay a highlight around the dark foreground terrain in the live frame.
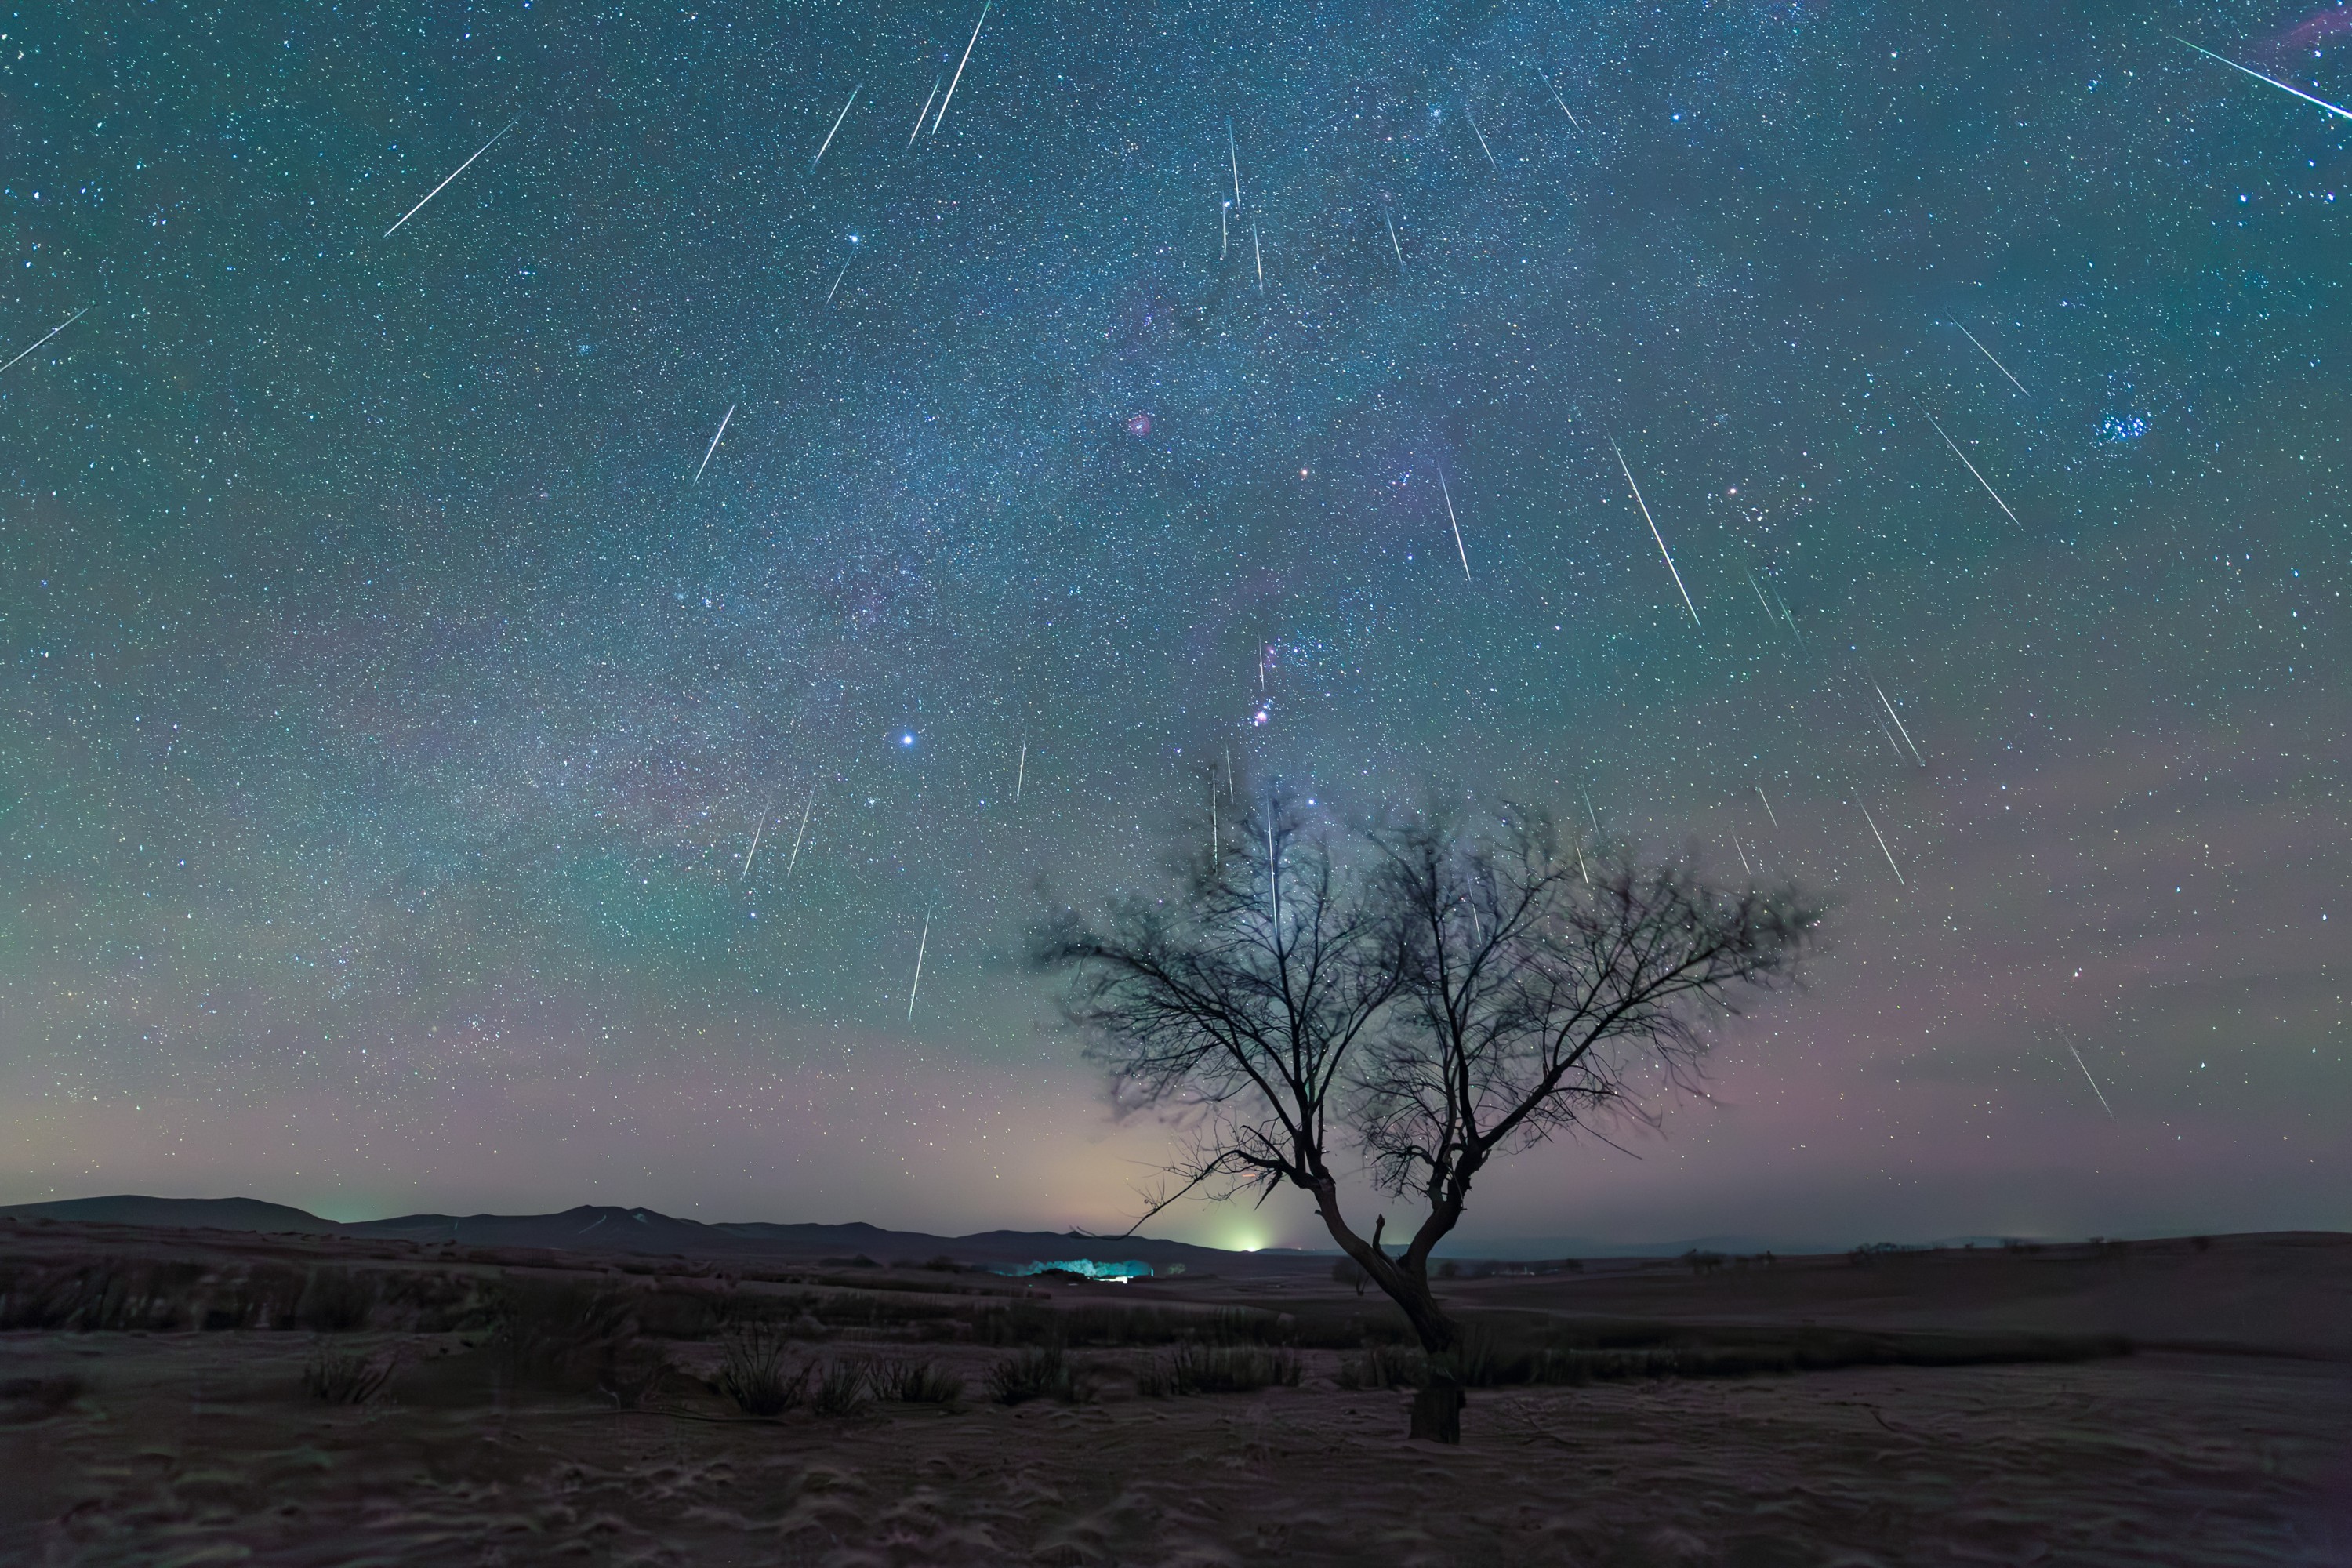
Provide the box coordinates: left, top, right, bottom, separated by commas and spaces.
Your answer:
2, 1219, 2346, 1565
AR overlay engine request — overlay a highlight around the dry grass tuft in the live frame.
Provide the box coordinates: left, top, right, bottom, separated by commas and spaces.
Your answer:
989, 1345, 1095, 1405
809, 1358, 873, 1417
1134, 1344, 1303, 1396
873, 1357, 965, 1405
717, 1322, 809, 1417
300, 1341, 400, 1404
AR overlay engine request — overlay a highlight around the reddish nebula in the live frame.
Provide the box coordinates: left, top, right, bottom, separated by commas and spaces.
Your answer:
1125, 412, 1153, 437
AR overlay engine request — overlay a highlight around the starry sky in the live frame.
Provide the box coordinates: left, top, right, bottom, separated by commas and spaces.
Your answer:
3, 0, 2346, 1250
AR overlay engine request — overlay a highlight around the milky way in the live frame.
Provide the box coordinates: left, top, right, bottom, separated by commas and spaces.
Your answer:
2, 2, 2344, 1247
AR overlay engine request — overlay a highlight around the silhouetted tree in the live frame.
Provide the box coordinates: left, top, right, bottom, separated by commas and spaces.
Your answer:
1034, 794, 1820, 1443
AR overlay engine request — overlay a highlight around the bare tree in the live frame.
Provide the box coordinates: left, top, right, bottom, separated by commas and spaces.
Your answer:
1034, 794, 1820, 1442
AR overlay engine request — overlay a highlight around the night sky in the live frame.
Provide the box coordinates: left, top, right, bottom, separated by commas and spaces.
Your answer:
4, 1, 2346, 1250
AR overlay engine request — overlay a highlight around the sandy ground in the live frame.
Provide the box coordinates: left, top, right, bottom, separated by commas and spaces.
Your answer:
2, 1329, 2345, 1566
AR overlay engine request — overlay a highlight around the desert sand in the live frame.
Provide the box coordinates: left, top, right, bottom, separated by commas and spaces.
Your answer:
2, 1221, 2345, 1565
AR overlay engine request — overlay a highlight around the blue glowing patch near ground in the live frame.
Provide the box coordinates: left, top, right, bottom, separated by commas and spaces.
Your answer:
998, 1258, 1155, 1279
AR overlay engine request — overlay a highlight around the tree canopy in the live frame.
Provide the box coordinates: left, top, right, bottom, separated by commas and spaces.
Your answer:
1034, 793, 1822, 1442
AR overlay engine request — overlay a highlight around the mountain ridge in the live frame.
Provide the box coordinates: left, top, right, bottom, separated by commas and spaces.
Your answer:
0, 1194, 1280, 1267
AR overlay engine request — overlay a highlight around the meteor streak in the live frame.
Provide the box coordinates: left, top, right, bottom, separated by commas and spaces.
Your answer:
2063, 1033, 2116, 1120
741, 808, 770, 881
1015, 732, 1027, 802
1755, 785, 1779, 829
1228, 120, 1242, 205
827, 257, 852, 303
933, 1, 991, 135
1385, 209, 1405, 273
1774, 587, 1807, 650
1859, 800, 1904, 885
2172, 34, 2352, 122
1922, 408, 2021, 527
1534, 67, 1581, 130
1465, 104, 1499, 169
909, 79, 940, 147
1609, 439, 1700, 627
906, 911, 932, 1022
785, 791, 814, 880
384, 115, 519, 238
1252, 222, 1264, 291
693, 404, 735, 484
1955, 322, 2030, 397
0, 307, 87, 376
1876, 684, 1926, 765
813, 85, 860, 167
1730, 823, 1753, 877
1437, 465, 1472, 581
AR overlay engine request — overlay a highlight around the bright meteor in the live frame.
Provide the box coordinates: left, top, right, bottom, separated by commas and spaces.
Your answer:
1609, 439, 1700, 628
1922, 408, 2021, 528
384, 116, 520, 238
0, 307, 88, 376
2172, 35, 2352, 122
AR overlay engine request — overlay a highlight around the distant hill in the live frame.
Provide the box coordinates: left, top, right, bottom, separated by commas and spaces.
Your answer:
0, 1195, 340, 1234
0, 1194, 1276, 1271
343, 1206, 1258, 1269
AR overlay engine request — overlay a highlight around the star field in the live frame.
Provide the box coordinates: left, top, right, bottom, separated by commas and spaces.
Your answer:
2, 0, 2345, 1246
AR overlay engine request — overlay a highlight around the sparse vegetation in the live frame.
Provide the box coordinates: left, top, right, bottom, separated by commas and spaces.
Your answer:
809, 1357, 872, 1417
1337, 1323, 2128, 1390
989, 1345, 1094, 1405
1134, 1344, 1302, 1396
301, 1341, 399, 1404
1337, 1341, 1427, 1390
296, 1266, 379, 1330
717, 1322, 810, 1417
872, 1357, 965, 1404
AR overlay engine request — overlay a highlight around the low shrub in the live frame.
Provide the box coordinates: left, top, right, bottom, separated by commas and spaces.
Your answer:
989, 1345, 1094, 1405
873, 1357, 965, 1404
809, 1358, 872, 1417
971, 1300, 1302, 1349
1134, 1344, 1303, 1397
1341, 1323, 2129, 1390
478, 1277, 643, 1393
301, 1342, 398, 1405
1337, 1341, 1426, 1389
717, 1323, 810, 1417
296, 1267, 379, 1332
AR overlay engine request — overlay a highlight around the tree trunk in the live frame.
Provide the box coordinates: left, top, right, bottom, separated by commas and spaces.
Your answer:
1309, 1187, 1467, 1442
1408, 1375, 1465, 1443
1373, 1257, 1468, 1444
